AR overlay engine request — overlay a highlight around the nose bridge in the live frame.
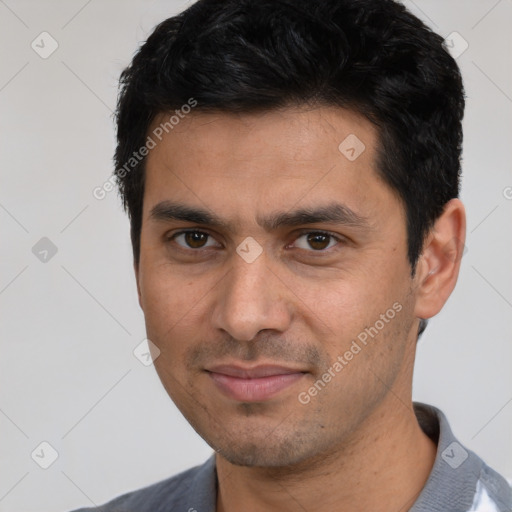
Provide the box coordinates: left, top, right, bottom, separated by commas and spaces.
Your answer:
213, 249, 290, 341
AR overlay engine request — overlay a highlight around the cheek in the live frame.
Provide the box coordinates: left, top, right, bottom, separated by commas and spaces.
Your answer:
296, 267, 408, 355
141, 270, 207, 397
139, 265, 203, 346
292, 273, 376, 328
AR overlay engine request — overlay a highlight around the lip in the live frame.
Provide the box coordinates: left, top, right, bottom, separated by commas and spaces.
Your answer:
206, 364, 307, 402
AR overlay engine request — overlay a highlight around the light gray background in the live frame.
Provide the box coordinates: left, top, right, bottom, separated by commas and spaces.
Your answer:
1, 1, 511, 510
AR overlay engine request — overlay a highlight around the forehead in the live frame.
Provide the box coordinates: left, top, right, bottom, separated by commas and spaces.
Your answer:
147, 106, 376, 168
142, 106, 401, 230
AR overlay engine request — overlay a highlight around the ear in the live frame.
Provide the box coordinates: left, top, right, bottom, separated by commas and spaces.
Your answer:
413, 198, 466, 320
134, 260, 143, 310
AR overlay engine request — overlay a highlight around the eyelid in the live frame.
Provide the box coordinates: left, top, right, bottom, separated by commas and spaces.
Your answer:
293, 228, 343, 240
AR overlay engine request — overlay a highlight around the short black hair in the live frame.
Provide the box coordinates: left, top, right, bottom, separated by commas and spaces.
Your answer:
114, 0, 464, 280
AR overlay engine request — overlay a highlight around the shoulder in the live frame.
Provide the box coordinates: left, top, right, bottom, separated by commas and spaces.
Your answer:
412, 402, 512, 512
69, 455, 216, 512
472, 462, 512, 511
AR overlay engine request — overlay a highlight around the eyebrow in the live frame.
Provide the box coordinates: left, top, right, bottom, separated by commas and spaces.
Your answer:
149, 200, 370, 233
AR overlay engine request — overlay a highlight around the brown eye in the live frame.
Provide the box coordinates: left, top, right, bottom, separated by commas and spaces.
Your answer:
293, 231, 341, 252
307, 233, 330, 250
170, 230, 218, 250
184, 231, 208, 248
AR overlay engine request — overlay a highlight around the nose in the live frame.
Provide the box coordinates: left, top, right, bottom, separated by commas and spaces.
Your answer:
211, 250, 292, 342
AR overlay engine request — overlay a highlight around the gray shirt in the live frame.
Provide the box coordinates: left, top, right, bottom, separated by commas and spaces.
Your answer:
71, 403, 512, 511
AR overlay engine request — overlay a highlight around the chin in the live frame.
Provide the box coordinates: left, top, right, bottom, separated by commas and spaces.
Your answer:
211, 434, 315, 468
217, 447, 303, 468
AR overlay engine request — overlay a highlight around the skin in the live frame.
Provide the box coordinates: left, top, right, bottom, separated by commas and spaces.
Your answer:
135, 106, 466, 511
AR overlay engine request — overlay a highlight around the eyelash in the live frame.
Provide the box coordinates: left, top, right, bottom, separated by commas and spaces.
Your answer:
166, 229, 344, 253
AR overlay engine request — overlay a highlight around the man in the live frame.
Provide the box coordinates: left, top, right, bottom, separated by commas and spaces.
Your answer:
74, 0, 511, 510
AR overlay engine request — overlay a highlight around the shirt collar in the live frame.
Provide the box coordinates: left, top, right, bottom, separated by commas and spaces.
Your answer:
410, 402, 481, 511
186, 402, 482, 512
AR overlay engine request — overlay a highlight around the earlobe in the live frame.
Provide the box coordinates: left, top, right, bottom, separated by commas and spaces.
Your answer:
414, 198, 466, 320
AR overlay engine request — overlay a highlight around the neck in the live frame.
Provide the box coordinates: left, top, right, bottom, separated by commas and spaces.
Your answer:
215, 395, 437, 512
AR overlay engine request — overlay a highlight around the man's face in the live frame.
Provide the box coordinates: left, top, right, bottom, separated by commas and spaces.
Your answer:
136, 106, 420, 467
